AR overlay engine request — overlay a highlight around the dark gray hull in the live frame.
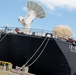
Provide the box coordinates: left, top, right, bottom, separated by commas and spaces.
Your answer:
0, 33, 75, 75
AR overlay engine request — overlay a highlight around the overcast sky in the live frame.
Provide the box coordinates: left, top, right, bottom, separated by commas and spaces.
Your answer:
0, 0, 76, 37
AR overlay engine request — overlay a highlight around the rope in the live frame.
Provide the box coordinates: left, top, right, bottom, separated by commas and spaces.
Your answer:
0, 33, 8, 42
20, 36, 48, 69
20, 35, 51, 69
27, 37, 50, 67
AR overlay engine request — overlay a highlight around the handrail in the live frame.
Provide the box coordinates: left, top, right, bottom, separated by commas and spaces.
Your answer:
0, 26, 75, 41
0, 61, 12, 71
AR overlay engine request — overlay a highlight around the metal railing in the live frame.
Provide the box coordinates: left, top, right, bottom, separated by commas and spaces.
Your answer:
0, 27, 51, 36
0, 26, 75, 41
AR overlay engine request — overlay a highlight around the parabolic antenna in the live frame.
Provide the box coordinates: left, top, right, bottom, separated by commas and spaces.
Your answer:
27, 1, 46, 18
18, 1, 46, 29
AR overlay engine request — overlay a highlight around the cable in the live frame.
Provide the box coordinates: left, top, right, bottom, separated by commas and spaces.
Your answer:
0, 33, 8, 42
20, 34, 51, 69
20, 36, 48, 69
27, 37, 50, 67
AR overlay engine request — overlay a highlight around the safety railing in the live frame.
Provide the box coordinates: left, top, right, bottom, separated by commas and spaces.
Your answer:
0, 61, 12, 71
0, 26, 75, 41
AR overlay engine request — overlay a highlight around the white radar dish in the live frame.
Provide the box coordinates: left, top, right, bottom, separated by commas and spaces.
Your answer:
27, 1, 46, 18
18, 1, 46, 29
